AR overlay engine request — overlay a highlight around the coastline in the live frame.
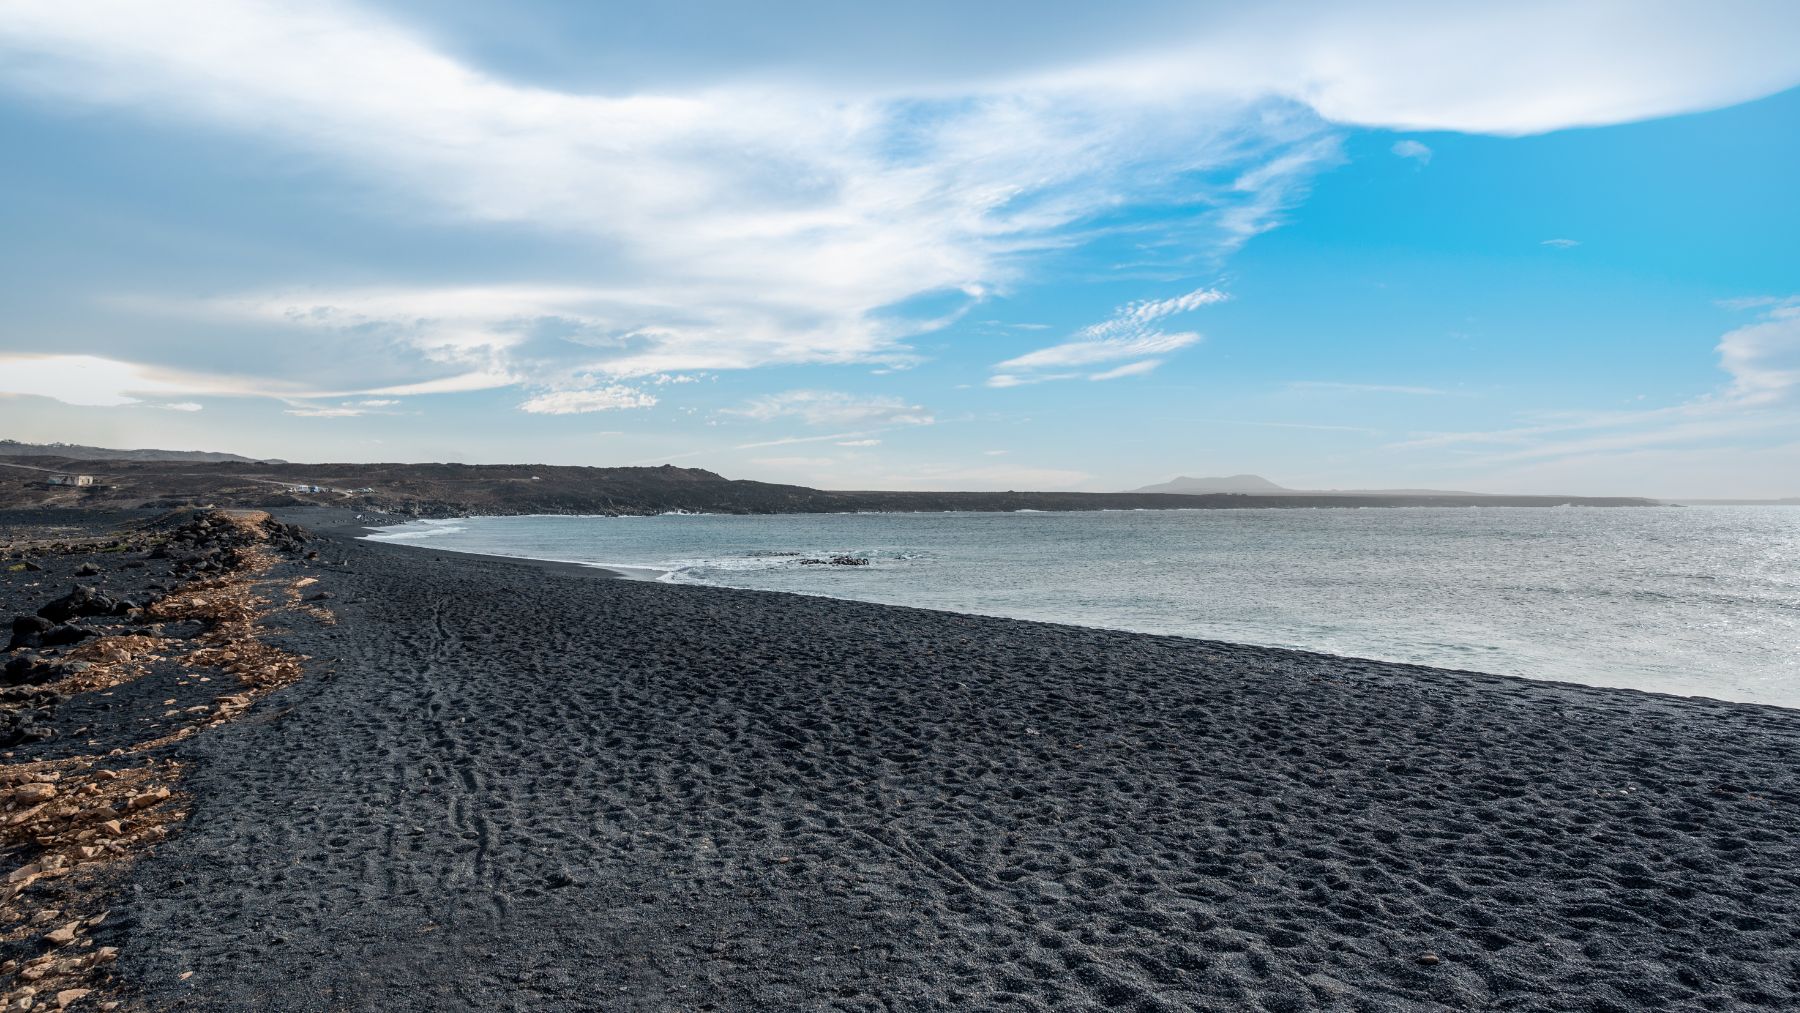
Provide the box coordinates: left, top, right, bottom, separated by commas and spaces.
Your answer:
348, 507, 1800, 708
5, 512, 1798, 1009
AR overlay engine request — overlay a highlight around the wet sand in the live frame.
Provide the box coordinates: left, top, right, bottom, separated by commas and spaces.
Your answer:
8, 516, 1800, 1010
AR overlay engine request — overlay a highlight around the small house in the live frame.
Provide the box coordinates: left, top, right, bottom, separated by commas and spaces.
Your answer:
47, 474, 95, 487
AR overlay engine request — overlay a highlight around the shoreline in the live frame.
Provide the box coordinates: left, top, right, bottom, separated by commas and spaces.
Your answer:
5, 511, 1799, 1009
365, 531, 1800, 716
349, 509, 1798, 713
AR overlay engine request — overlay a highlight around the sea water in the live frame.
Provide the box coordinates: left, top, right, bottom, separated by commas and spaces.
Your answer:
366, 506, 1800, 707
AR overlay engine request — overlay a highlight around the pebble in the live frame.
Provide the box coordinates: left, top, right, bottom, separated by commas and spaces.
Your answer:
1416, 952, 1440, 966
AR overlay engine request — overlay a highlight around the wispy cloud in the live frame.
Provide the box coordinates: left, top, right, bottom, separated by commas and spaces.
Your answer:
990, 286, 1225, 386
1540, 238, 1581, 248
731, 430, 885, 451
284, 406, 368, 419
0, 4, 1342, 400
0, 354, 279, 408
2, 2, 1792, 410
519, 387, 658, 415
1089, 359, 1164, 381
1391, 139, 1432, 162
1717, 297, 1800, 403
729, 390, 934, 428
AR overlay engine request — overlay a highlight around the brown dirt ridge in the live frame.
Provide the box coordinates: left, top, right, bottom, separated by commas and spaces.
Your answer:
0, 510, 325, 1010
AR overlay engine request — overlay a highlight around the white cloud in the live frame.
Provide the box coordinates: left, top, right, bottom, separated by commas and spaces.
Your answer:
835, 438, 882, 447
282, 397, 410, 418
1541, 238, 1581, 248
1717, 299, 1800, 403
993, 285, 1225, 385
0, 354, 269, 407
730, 390, 934, 427
1102, 288, 1232, 334
1391, 139, 1432, 162
0, 0, 1794, 418
518, 387, 658, 415
1000, 332, 1201, 372
0, 4, 1339, 393
152, 401, 204, 412
1089, 359, 1164, 381
732, 430, 882, 451
1043, 2, 1800, 135
284, 406, 368, 418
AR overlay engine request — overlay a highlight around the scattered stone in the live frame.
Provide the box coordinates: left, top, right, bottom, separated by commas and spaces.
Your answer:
72, 563, 101, 577
11, 783, 56, 804
42, 923, 78, 947
126, 787, 169, 811
1417, 952, 1441, 966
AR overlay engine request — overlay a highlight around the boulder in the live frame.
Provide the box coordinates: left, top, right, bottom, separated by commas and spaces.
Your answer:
37, 586, 121, 624
8, 615, 53, 651
3, 654, 62, 687
39, 624, 98, 648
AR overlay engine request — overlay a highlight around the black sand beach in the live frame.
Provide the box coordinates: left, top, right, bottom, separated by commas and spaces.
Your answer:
5, 514, 1799, 1011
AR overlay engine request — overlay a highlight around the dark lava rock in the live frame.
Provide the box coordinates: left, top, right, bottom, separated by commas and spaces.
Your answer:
37, 585, 122, 623
8, 615, 54, 651
0, 702, 59, 747
74, 561, 102, 577
3, 654, 63, 687
39, 624, 99, 648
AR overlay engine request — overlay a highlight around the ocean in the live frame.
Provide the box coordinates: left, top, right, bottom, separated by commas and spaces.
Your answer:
366, 506, 1800, 707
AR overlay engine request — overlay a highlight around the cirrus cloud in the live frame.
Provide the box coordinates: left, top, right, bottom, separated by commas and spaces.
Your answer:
519, 387, 659, 415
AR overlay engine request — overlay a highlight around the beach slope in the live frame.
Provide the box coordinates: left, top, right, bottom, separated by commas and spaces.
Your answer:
97, 530, 1800, 1011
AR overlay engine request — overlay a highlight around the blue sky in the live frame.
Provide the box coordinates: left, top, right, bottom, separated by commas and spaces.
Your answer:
1, 1, 1797, 496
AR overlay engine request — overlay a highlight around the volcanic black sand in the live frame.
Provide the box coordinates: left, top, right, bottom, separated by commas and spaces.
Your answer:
6, 515, 1800, 1011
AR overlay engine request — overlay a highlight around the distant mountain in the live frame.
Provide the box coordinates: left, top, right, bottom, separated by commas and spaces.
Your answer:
1131, 474, 1292, 494
0, 440, 279, 464
1130, 474, 1485, 496
1663, 497, 1800, 506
